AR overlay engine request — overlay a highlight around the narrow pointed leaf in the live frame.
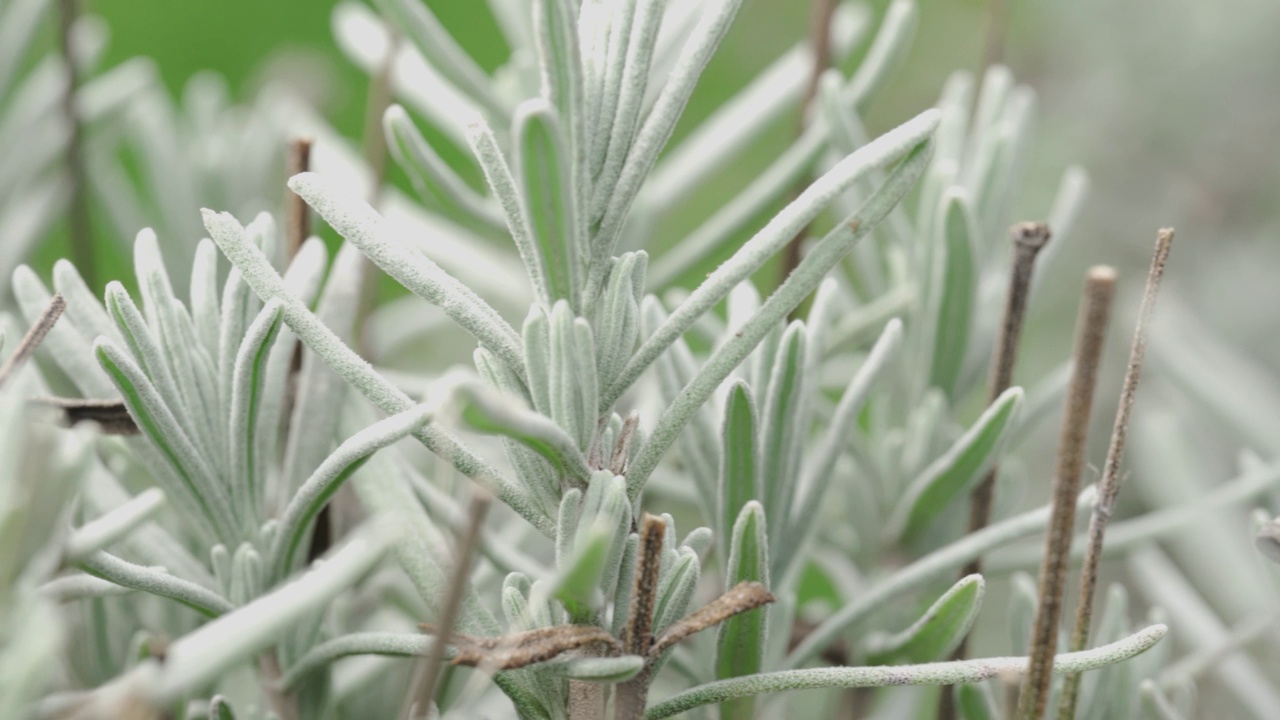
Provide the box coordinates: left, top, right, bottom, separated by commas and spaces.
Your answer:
716, 501, 769, 720
384, 105, 502, 227
647, 624, 1167, 719
516, 102, 582, 312
533, 654, 644, 682
288, 172, 525, 381
595, 251, 648, 388
552, 523, 610, 622
718, 381, 760, 570
928, 190, 976, 396
760, 321, 807, 578
271, 404, 434, 581
153, 532, 391, 703
864, 574, 985, 664
227, 299, 285, 525
886, 386, 1024, 545
627, 137, 935, 498
453, 380, 591, 485
94, 340, 232, 543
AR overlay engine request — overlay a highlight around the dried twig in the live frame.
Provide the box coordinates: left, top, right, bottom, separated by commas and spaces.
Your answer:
1057, 230, 1173, 719
446, 625, 621, 670
33, 397, 138, 435
285, 137, 314, 260
1016, 267, 1116, 720
0, 294, 67, 389
609, 411, 640, 476
649, 581, 775, 659
616, 513, 667, 720
283, 136, 327, 560
945, 223, 1050, 719
964, 222, 1052, 570
56, 0, 95, 289
401, 491, 491, 720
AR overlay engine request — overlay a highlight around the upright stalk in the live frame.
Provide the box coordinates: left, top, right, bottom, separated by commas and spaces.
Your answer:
964, 222, 1051, 569
1016, 267, 1116, 719
945, 223, 1049, 715
1057, 229, 1174, 719
286, 138, 314, 260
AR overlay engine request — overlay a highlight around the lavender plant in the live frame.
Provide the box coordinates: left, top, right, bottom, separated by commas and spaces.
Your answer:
11, 0, 1280, 719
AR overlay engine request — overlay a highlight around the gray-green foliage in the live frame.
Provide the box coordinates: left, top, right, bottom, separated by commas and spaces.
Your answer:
12, 0, 1279, 718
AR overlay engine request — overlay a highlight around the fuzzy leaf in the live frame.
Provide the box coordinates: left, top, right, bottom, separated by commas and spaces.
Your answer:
594, 251, 647, 389
515, 102, 582, 312
627, 136, 936, 498
573, 472, 633, 603
648, 624, 1168, 719
153, 531, 391, 703
384, 104, 501, 227
227, 299, 284, 525
886, 386, 1024, 545
270, 404, 434, 581
94, 339, 232, 543
716, 501, 769, 720
552, 523, 609, 622
453, 380, 591, 485
533, 654, 644, 682
864, 574, 985, 664
760, 321, 808, 578
718, 381, 761, 570
288, 173, 525, 380
928, 190, 976, 396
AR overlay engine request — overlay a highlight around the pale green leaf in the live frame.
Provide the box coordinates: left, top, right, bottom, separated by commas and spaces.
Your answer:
864, 574, 985, 664
886, 386, 1024, 545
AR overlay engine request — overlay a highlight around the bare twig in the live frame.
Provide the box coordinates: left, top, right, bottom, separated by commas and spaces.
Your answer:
444, 625, 621, 670
56, 0, 95, 289
282, 136, 328, 560
1016, 267, 1116, 720
0, 294, 67, 389
964, 223, 1052, 568
401, 491, 491, 720
33, 397, 138, 434
616, 513, 667, 720
1057, 230, 1173, 719
649, 582, 775, 658
779, 0, 840, 289
609, 411, 640, 476
286, 137, 314, 260
945, 223, 1051, 719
